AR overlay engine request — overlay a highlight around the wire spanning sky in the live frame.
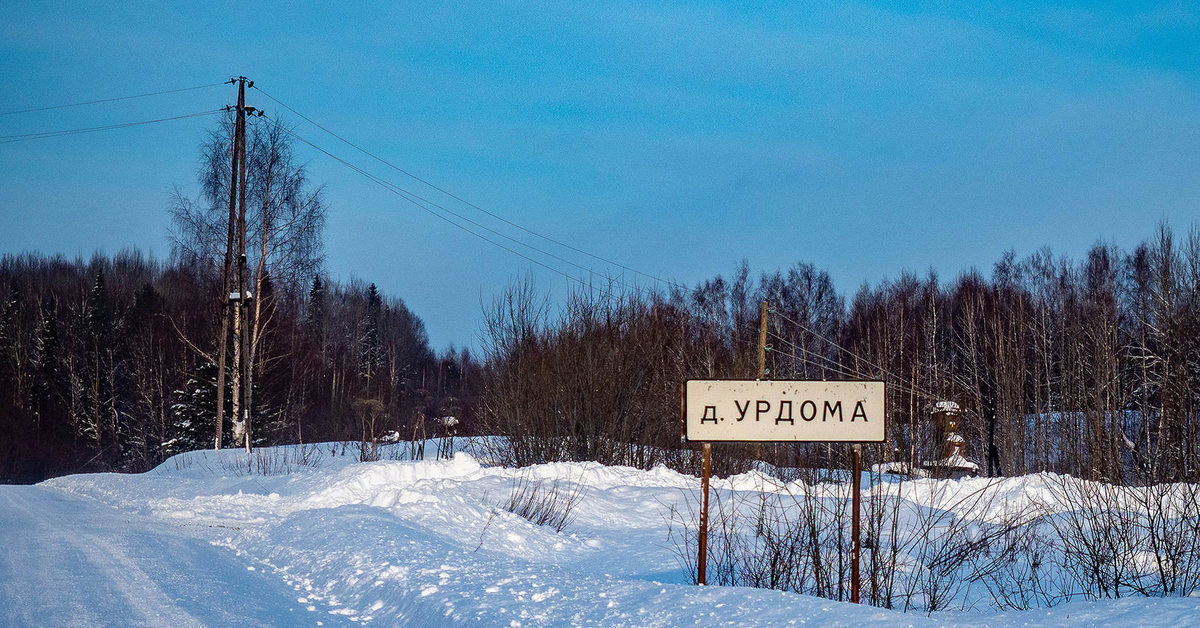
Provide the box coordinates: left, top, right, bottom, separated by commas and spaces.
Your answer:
2, 2, 1199, 349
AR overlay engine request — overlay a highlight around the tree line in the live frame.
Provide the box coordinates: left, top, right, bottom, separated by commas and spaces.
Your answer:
5, 222, 1194, 484
0, 251, 476, 482
481, 224, 1200, 485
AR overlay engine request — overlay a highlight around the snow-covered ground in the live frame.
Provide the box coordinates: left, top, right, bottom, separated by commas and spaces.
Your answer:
3, 441, 1198, 626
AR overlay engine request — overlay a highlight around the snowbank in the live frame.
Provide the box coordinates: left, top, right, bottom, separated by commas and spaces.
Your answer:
14, 442, 1196, 626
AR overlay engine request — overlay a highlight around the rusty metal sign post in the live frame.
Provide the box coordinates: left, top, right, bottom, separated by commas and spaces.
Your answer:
682, 378, 885, 602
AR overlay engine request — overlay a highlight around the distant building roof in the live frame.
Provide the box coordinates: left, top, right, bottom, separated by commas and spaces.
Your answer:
934, 400, 960, 413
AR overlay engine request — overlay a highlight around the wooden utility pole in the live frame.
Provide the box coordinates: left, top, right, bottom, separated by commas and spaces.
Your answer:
757, 300, 769, 378
236, 82, 251, 454
215, 76, 248, 450
753, 300, 769, 462
214, 75, 258, 453
233, 78, 259, 453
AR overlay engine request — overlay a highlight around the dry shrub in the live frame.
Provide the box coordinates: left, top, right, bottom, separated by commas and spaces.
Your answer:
1037, 475, 1200, 600
502, 472, 586, 533
216, 443, 324, 476
667, 471, 1041, 613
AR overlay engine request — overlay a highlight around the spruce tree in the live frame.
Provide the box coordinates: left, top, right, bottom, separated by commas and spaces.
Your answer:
360, 283, 382, 385
77, 271, 115, 451
169, 359, 230, 455
306, 275, 327, 361
29, 297, 60, 423
0, 281, 20, 403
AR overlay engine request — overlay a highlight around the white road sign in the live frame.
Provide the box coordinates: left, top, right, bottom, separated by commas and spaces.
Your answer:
684, 380, 885, 442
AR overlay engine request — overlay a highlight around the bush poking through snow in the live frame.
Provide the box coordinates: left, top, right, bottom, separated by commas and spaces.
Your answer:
1036, 475, 1200, 600
354, 398, 387, 463
667, 471, 1043, 613
216, 444, 325, 476
892, 480, 1041, 613
666, 472, 860, 601
502, 473, 585, 533
666, 468, 1200, 613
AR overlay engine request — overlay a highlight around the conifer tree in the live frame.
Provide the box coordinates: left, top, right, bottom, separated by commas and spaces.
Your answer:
0, 281, 22, 407
360, 283, 382, 386
306, 275, 327, 361
169, 359, 229, 455
76, 271, 116, 453
29, 296, 60, 424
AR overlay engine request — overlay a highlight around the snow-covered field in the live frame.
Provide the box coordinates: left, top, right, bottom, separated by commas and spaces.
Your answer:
4, 441, 1199, 627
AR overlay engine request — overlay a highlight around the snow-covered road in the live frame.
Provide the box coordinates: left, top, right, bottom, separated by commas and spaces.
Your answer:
0, 485, 348, 627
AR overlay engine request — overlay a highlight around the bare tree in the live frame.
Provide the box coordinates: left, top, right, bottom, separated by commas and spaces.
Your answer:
170, 115, 325, 448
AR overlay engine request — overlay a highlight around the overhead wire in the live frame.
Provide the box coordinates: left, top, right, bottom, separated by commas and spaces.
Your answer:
766, 330, 847, 375
767, 303, 937, 394
251, 85, 686, 291
0, 109, 226, 144
0, 76, 651, 296
0, 82, 228, 116
278, 124, 629, 295
766, 330, 871, 381
767, 327, 929, 396
767, 333, 933, 400
767, 324, 940, 400
284, 127, 640, 294
768, 342, 869, 382
0, 80, 941, 398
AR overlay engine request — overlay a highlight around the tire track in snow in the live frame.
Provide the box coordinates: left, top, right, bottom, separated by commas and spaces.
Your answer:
0, 485, 353, 627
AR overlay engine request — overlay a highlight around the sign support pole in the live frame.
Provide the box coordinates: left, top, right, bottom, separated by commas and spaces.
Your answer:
851, 442, 862, 603
697, 300, 769, 586
697, 442, 711, 585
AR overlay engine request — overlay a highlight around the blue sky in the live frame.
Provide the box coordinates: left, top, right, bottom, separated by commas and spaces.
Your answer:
2, 1, 1198, 349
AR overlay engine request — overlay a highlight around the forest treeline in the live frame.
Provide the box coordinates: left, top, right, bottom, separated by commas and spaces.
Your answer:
0, 250, 476, 482
3, 223, 1198, 485
481, 224, 1200, 485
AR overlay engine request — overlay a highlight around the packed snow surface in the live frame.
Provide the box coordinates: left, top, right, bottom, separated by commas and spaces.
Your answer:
3, 441, 1197, 626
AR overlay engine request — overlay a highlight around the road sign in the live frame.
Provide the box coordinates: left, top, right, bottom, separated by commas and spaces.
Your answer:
683, 379, 885, 442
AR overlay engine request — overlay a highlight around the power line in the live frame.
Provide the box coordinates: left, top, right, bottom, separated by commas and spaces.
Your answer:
767, 325, 940, 400
766, 330, 844, 373
768, 327, 934, 398
768, 341, 867, 381
285, 125, 638, 293
252, 85, 686, 291
0, 82, 227, 117
0, 110, 225, 144
280, 126, 628, 295
767, 304, 921, 391
767, 333, 933, 400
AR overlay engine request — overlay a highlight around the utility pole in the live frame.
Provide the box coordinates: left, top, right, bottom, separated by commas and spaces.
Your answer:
215, 77, 246, 450
235, 78, 258, 453
217, 76, 256, 452
757, 300, 769, 378
754, 300, 769, 463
